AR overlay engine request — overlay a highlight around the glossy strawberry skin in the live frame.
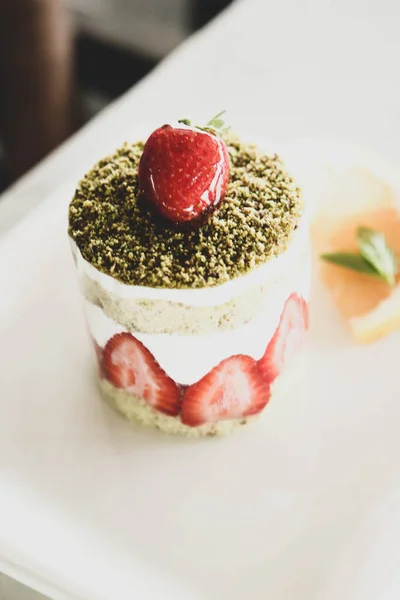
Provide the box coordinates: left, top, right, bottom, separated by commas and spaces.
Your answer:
258, 294, 309, 385
138, 125, 230, 223
92, 338, 104, 378
181, 355, 270, 427
103, 332, 181, 416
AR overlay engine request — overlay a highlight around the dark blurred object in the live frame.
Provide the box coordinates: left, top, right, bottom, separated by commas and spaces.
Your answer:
191, 0, 234, 29
0, 148, 10, 193
73, 0, 235, 120
0, 0, 235, 194
68, 0, 234, 62
68, 0, 188, 60
0, 0, 74, 181
77, 35, 157, 109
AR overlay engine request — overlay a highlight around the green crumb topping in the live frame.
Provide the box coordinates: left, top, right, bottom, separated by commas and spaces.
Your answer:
68, 134, 303, 288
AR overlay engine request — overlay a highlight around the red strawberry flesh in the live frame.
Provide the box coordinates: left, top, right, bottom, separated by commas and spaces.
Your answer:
258, 293, 309, 385
92, 338, 104, 378
138, 124, 230, 223
181, 355, 270, 427
103, 332, 180, 416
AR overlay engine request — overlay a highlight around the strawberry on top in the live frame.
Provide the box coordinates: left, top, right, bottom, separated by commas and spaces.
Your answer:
138, 112, 230, 223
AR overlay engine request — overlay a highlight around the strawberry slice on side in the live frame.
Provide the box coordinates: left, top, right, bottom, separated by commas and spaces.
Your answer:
258, 293, 309, 385
103, 332, 180, 416
92, 337, 104, 378
181, 355, 270, 427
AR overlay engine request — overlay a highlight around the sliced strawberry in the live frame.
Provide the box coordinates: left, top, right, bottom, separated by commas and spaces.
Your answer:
181, 355, 270, 427
258, 293, 309, 385
103, 332, 180, 416
92, 338, 104, 378
138, 123, 230, 223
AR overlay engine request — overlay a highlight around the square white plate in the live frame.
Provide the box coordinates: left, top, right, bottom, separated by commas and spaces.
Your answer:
1, 142, 400, 600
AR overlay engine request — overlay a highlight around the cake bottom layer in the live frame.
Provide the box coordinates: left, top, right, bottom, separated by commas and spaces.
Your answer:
99, 378, 255, 438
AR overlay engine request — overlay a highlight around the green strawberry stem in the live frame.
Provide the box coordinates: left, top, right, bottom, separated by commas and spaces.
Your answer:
206, 110, 226, 130
178, 110, 229, 136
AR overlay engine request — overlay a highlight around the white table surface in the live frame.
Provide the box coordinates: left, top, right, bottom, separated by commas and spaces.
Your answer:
1, 1, 400, 599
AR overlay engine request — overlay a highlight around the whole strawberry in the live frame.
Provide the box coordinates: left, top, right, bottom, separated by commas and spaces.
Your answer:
138, 112, 230, 223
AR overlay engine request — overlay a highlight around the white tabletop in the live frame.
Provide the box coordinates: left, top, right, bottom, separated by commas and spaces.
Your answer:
1, 0, 400, 238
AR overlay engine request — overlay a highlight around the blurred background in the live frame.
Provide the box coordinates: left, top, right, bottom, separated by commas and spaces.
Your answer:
0, 0, 234, 193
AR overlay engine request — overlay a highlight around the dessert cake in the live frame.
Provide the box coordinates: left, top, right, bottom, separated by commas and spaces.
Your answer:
68, 116, 309, 437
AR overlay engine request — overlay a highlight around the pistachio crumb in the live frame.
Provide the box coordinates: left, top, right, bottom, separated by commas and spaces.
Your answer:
68, 133, 303, 288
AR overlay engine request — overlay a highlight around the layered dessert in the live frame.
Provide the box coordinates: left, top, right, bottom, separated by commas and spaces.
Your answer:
68, 115, 309, 437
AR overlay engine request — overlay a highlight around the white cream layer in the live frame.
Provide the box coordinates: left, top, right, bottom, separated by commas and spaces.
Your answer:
84, 258, 309, 385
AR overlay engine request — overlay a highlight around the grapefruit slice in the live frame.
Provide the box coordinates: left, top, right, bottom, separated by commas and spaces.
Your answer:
311, 167, 400, 343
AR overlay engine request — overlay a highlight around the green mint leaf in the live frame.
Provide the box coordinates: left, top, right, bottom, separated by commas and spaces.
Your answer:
357, 227, 397, 288
320, 252, 382, 278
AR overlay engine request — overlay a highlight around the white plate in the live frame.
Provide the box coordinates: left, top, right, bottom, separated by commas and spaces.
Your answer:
0, 141, 400, 600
